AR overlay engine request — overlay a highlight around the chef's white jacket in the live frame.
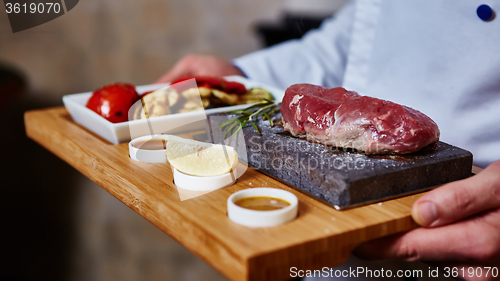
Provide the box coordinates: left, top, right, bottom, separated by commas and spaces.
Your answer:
233, 0, 500, 167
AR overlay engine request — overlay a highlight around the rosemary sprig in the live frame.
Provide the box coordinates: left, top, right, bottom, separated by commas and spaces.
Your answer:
218, 99, 280, 139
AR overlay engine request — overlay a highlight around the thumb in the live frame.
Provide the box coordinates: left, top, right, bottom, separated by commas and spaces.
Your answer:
412, 161, 500, 227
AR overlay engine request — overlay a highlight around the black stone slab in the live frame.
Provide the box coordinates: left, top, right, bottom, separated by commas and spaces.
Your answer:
205, 113, 473, 209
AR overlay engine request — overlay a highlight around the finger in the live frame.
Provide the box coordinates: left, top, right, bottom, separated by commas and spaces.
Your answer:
355, 208, 500, 263
412, 161, 500, 227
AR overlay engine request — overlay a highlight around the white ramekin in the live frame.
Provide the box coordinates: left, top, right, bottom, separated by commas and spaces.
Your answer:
173, 168, 237, 191
227, 188, 298, 227
129, 134, 170, 163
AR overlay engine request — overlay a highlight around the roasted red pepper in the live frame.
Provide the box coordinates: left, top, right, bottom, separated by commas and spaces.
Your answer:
140, 90, 154, 98
172, 76, 247, 94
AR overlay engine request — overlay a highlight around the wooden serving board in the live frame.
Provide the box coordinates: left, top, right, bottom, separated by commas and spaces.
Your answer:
24, 107, 482, 281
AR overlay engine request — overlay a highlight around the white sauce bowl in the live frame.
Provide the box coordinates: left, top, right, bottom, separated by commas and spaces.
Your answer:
227, 188, 298, 227
173, 168, 237, 191
129, 134, 170, 163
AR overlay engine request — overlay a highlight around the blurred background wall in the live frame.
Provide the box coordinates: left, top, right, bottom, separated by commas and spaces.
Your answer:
0, 0, 284, 103
0, 0, 346, 280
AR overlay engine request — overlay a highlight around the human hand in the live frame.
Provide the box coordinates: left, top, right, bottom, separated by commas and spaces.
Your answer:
355, 160, 500, 281
155, 54, 244, 84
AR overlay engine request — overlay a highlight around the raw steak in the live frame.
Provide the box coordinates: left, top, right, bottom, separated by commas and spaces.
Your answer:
281, 84, 440, 154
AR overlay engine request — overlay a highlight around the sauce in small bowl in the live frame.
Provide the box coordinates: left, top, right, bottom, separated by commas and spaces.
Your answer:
234, 196, 290, 211
227, 188, 298, 227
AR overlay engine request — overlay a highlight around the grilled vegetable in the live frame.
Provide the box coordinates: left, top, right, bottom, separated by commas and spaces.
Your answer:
181, 87, 211, 99
178, 99, 204, 113
131, 77, 275, 120
172, 76, 247, 94
201, 98, 210, 108
132, 88, 180, 120
211, 89, 239, 105
239, 88, 274, 104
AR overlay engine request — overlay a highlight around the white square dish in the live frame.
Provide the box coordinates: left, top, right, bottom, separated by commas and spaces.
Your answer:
62, 76, 285, 144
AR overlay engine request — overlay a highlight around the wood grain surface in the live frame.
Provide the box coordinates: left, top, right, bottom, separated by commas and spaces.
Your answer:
24, 107, 483, 281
